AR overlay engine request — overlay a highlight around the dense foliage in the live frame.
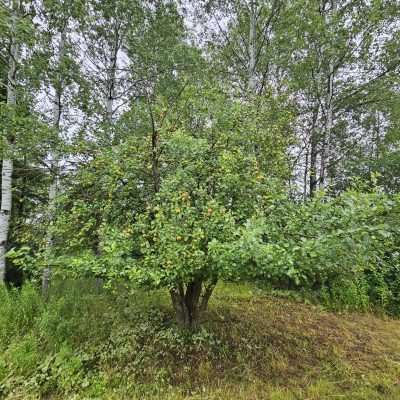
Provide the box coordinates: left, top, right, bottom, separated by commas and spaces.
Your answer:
1, 0, 399, 329
1, 1, 400, 398
233, 189, 400, 314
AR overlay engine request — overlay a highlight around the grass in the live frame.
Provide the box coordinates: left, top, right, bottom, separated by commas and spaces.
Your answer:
1, 280, 400, 399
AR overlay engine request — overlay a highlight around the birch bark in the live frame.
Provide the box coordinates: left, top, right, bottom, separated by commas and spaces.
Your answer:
0, 0, 20, 283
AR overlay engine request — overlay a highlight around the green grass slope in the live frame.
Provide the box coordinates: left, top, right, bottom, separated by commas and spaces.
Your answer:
1, 281, 399, 399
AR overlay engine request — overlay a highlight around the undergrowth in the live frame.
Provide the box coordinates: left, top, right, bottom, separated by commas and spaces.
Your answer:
1, 280, 400, 399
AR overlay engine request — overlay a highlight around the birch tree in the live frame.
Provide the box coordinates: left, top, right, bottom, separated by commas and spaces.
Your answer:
0, 0, 20, 283
282, 0, 400, 197
195, 0, 284, 96
41, 26, 67, 295
77, 0, 143, 147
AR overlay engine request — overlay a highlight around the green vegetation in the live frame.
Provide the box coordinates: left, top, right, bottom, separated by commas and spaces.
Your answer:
243, 189, 400, 315
1, 0, 400, 398
1, 281, 400, 399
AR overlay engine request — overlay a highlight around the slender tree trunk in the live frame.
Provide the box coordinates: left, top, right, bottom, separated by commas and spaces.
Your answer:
170, 279, 217, 330
42, 28, 66, 296
309, 106, 319, 197
0, 0, 19, 284
320, 0, 335, 190
248, 1, 257, 93
106, 26, 119, 142
374, 110, 381, 160
304, 147, 309, 200
320, 61, 334, 190
147, 98, 160, 193
94, 30, 120, 291
310, 134, 318, 196
151, 127, 160, 193
247, 1, 260, 156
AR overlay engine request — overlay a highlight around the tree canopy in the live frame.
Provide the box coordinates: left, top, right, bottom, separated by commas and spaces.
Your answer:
1, 0, 400, 329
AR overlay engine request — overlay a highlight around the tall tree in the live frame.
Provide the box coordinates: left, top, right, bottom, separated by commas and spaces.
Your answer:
194, 0, 284, 96
42, 25, 67, 295
0, 0, 20, 283
281, 0, 400, 197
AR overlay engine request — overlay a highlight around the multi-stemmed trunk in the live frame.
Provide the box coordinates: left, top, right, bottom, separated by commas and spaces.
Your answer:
0, 0, 19, 284
170, 279, 217, 330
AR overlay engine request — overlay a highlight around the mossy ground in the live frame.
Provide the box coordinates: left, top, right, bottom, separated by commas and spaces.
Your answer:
1, 281, 399, 399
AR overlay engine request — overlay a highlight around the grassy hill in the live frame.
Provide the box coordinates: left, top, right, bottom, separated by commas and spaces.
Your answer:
1, 282, 399, 399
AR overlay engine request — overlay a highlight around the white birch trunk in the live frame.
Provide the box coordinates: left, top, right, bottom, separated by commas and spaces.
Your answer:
42, 28, 66, 295
0, 0, 19, 283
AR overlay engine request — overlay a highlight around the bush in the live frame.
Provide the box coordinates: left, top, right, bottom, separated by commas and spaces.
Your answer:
232, 190, 400, 314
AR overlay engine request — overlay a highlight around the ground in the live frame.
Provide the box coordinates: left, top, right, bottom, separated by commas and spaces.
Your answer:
1, 282, 400, 399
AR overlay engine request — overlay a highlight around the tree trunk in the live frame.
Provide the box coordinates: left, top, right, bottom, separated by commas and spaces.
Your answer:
42, 27, 66, 296
0, 0, 19, 284
320, 61, 334, 190
248, 1, 257, 93
151, 127, 160, 193
92, 27, 120, 290
106, 24, 119, 144
374, 110, 381, 160
303, 147, 309, 200
170, 279, 217, 330
309, 106, 319, 197
320, 0, 336, 190
147, 98, 160, 194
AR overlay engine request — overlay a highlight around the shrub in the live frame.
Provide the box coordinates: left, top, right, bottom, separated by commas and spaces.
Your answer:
228, 190, 400, 314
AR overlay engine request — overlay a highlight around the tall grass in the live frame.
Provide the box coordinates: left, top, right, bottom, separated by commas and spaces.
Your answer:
0, 280, 399, 399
